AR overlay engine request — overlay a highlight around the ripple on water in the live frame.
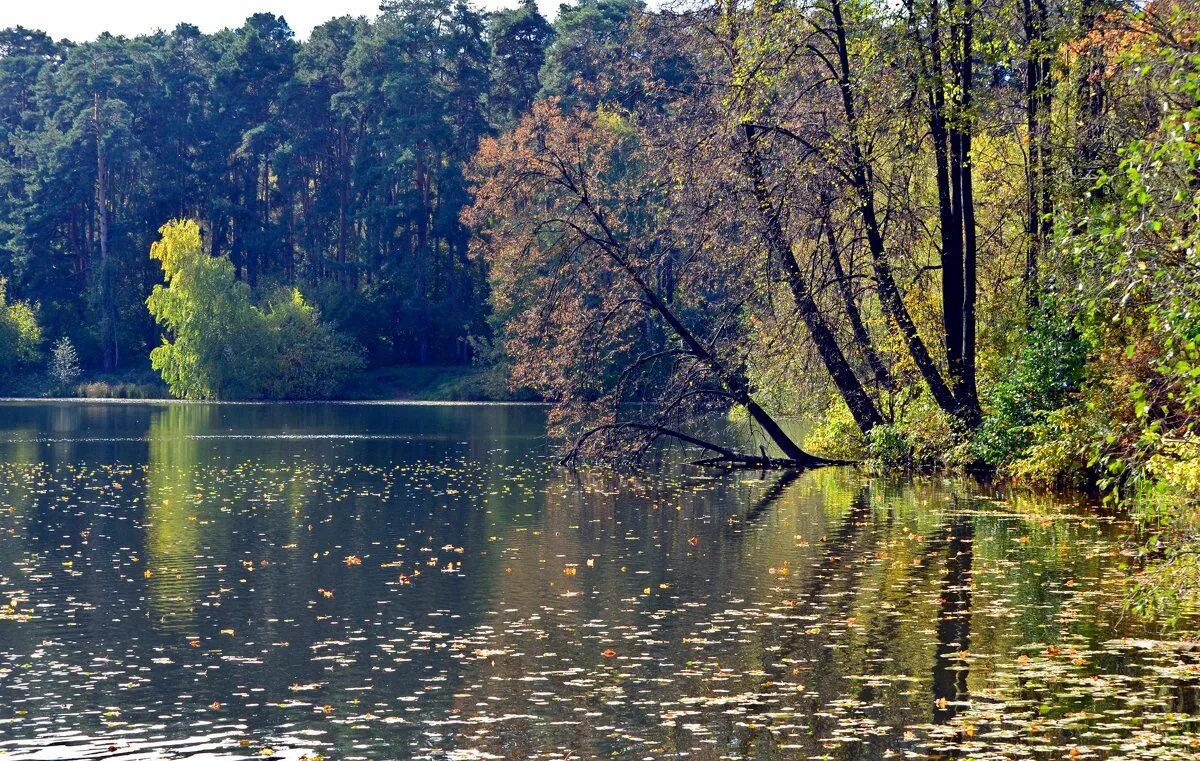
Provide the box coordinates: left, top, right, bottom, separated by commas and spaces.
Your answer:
0, 402, 1197, 760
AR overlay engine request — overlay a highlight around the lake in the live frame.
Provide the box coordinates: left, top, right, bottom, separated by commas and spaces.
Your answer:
0, 400, 1197, 760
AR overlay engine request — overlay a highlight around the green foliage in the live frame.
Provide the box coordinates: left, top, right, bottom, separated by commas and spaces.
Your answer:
1061, 40, 1200, 495
488, 0, 553, 130
865, 424, 916, 470
973, 308, 1087, 466
538, 0, 641, 108
0, 4, 516, 375
1004, 403, 1098, 488
260, 289, 365, 400
806, 397, 865, 461
147, 221, 273, 399
0, 277, 41, 376
147, 220, 362, 400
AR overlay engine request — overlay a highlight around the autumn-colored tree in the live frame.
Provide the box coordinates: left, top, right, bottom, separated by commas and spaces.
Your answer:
467, 103, 835, 467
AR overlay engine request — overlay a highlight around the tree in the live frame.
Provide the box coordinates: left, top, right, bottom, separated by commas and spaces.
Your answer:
467, 103, 835, 467
261, 289, 365, 399
49, 336, 82, 389
0, 10, 501, 377
147, 219, 273, 399
539, 0, 643, 109
210, 14, 298, 286
147, 219, 364, 400
487, 0, 553, 130
0, 277, 41, 377
342, 0, 492, 363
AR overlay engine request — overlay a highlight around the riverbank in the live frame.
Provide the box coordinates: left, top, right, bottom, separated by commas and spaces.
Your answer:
0, 364, 535, 403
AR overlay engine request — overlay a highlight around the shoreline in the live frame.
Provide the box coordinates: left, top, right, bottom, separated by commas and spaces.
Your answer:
0, 397, 549, 407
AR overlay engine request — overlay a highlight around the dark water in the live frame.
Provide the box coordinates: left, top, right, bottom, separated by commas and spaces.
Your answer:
0, 400, 1197, 760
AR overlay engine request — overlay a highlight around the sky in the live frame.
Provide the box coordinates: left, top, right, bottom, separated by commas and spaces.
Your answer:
2, 0, 552, 43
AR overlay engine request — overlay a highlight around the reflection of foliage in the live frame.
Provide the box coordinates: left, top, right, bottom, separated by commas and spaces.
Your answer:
144, 404, 210, 626
920, 637, 1200, 759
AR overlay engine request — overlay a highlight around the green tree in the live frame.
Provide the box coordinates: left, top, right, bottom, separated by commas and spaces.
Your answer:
147, 219, 364, 400
0, 277, 41, 377
146, 219, 272, 399
261, 289, 365, 399
487, 0, 553, 130
342, 0, 492, 363
539, 0, 643, 109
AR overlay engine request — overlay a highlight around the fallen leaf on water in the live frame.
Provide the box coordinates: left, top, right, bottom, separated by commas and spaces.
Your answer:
290, 682, 321, 692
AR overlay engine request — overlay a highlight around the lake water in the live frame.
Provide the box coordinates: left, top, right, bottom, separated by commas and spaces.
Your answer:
0, 400, 1197, 760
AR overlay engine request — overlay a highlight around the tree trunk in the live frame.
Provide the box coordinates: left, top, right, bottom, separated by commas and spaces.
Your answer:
824, 219, 895, 393
957, 0, 981, 425
94, 95, 117, 372
829, 0, 959, 418
582, 199, 827, 466
742, 131, 885, 433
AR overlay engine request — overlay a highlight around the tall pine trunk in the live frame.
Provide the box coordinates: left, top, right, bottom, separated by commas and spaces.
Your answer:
94, 95, 117, 372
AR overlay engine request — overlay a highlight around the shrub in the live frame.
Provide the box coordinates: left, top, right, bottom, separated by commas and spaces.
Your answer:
76, 381, 167, 399
0, 278, 42, 377
866, 423, 915, 470
261, 290, 365, 400
972, 308, 1087, 466
806, 396, 865, 461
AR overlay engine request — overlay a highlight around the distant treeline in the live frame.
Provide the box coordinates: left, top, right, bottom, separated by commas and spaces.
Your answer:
0, 0, 627, 375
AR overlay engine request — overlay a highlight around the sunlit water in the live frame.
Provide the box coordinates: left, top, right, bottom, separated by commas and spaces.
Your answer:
0, 401, 1196, 760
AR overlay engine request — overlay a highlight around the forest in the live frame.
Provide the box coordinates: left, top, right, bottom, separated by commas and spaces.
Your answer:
0, 0, 1198, 572
3, 1, 1200, 752
0, 0, 562, 396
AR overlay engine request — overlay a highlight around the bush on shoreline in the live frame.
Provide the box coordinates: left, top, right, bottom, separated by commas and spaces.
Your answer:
147, 220, 364, 401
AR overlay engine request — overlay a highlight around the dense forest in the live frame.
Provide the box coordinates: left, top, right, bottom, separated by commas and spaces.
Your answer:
0, 0, 1198, 556
0, 0, 566, 393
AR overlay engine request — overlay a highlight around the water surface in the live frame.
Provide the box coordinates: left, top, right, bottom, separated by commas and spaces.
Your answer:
0, 401, 1196, 760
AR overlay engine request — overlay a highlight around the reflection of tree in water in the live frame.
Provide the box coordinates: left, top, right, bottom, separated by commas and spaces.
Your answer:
727, 481, 982, 758
144, 404, 211, 629
734, 469, 802, 529
726, 486, 876, 757
932, 514, 973, 725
